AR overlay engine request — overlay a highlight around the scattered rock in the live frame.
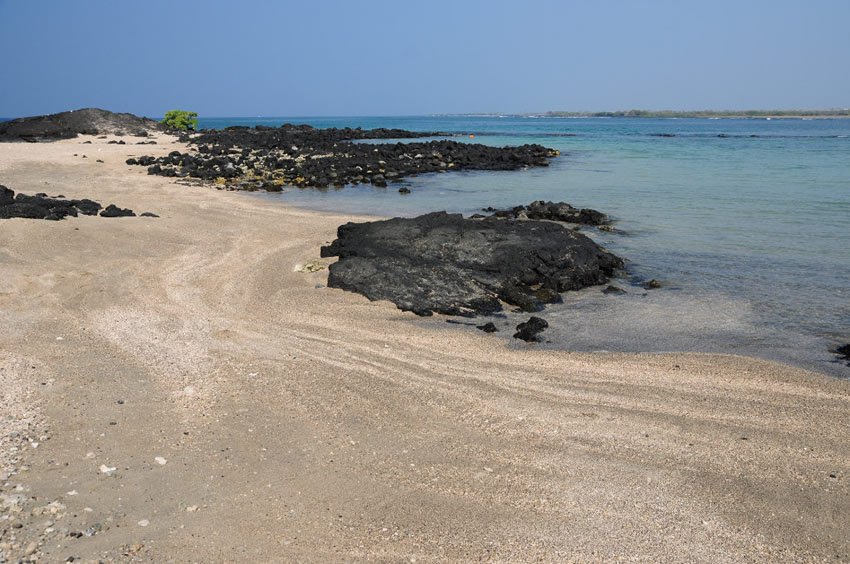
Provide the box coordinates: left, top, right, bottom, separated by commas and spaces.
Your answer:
645, 279, 662, 289
398, 187, 411, 194
321, 211, 622, 316
154, 456, 167, 466
139, 212, 159, 217
513, 317, 549, 342
486, 200, 610, 226
126, 123, 558, 190
99, 204, 136, 217
602, 285, 627, 295
476, 322, 498, 333
0, 188, 108, 220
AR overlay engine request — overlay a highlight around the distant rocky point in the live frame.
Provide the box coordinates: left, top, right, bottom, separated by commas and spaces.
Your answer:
130, 124, 559, 190
0, 108, 163, 142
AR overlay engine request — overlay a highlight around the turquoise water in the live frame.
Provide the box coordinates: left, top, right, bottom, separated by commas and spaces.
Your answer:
201, 116, 850, 376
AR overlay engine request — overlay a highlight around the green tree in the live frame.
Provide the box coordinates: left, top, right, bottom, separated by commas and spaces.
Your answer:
161, 110, 198, 131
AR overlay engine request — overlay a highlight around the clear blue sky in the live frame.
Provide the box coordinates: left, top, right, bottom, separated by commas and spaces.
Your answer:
1, 0, 848, 117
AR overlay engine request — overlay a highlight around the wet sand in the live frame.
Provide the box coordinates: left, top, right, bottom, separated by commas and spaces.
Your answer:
1, 137, 848, 562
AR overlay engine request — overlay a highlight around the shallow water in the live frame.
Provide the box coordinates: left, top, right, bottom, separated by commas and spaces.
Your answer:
201, 116, 850, 377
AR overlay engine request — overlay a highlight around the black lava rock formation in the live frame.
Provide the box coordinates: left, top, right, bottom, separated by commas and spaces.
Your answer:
320, 211, 622, 317
0, 108, 163, 141
484, 200, 610, 226
513, 317, 549, 342
0, 185, 141, 221
100, 204, 136, 217
126, 124, 559, 191
835, 344, 850, 365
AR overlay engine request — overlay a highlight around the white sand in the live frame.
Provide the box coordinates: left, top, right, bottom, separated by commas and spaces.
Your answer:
0, 136, 848, 562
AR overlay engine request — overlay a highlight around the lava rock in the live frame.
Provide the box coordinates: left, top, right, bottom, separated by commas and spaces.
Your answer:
513, 316, 548, 342
476, 322, 499, 333
321, 211, 622, 317
0, 189, 107, 220
0, 108, 164, 141
398, 187, 411, 194
645, 279, 662, 289
126, 123, 558, 191
488, 200, 610, 226
835, 344, 850, 365
139, 212, 159, 217
100, 204, 136, 217
0, 202, 50, 219
0, 185, 14, 205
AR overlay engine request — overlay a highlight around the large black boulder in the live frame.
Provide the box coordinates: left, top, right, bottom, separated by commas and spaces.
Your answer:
321, 211, 622, 316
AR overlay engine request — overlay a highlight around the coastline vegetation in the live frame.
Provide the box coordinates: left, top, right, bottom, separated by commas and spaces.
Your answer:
161, 109, 199, 130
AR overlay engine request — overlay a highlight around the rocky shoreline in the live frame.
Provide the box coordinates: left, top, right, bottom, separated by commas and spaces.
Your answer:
128, 123, 559, 190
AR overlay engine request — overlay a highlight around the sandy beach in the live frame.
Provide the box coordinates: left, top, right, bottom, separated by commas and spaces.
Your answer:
1, 137, 849, 562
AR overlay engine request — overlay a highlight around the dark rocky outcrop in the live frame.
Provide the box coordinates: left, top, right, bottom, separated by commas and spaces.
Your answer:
835, 344, 850, 365
513, 317, 549, 342
0, 185, 14, 205
100, 204, 136, 217
320, 211, 622, 317
127, 124, 559, 191
0, 108, 163, 142
0, 186, 139, 221
485, 200, 610, 226
476, 322, 499, 333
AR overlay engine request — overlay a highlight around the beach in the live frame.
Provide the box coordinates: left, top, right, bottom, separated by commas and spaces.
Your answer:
1, 137, 849, 562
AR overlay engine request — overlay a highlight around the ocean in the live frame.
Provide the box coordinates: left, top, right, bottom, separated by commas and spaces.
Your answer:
199, 115, 850, 377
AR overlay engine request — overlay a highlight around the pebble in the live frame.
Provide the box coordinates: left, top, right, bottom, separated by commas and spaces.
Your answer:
99, 464, 116, 474
137, 519, 150, 527
154, 456, 167, 466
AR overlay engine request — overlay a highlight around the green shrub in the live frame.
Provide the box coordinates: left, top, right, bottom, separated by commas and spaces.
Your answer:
161, 110, 198, 131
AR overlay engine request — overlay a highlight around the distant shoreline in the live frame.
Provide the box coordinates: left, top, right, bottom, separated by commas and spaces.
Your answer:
503, 110, 850, 119
4, 109, 850, 123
